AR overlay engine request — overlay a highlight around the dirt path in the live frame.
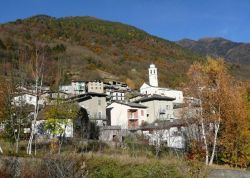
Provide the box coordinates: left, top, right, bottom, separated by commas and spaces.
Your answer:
208, 169, 250, 178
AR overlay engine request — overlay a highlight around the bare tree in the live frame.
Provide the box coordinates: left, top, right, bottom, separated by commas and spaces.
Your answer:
27, 45, 45, 155
0, 71, 32, 154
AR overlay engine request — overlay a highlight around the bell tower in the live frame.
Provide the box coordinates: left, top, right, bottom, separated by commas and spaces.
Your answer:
148, 64, 158, 87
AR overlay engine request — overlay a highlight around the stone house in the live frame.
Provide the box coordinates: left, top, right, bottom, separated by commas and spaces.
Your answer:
133, 94, 176, 123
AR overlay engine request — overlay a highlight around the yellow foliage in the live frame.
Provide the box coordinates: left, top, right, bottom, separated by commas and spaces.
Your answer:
188, 57, 250, 167
126, 78, 135, 89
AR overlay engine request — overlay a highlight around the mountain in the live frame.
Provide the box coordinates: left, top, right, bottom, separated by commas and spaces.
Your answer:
0, 15, 203, 88
177, 37, 250, 80
177, 37, 250, 65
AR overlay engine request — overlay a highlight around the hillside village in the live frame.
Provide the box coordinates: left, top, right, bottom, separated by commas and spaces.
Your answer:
12, 63, 193, 149
2, 0, 250, 176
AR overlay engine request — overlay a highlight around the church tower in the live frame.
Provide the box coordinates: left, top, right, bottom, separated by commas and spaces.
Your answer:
148, 64, 158, 87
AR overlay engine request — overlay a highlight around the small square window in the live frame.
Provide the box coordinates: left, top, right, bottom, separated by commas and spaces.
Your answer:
141, 110, 144, 116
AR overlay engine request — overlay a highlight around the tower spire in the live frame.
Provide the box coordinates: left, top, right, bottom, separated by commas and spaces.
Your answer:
148, 64, 158, 87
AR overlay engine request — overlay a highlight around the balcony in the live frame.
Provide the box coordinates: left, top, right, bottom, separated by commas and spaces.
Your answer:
127, 109, 138, 120
128, 115, 138, 120
89, 113, 107, 121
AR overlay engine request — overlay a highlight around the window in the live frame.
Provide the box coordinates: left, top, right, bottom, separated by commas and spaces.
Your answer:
98, 112, 102, 119
98, 99, 101, 105
141, 110, 144, 116
29, 97, 32, 101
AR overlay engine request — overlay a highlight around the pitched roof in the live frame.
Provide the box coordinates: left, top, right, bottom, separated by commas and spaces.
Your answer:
141, 82, 182, 92
87, 92, 107, 97
114, 101, 147, 108
67, 92, 107, 102
134, 94, 175, 103
140, 119, 187, 130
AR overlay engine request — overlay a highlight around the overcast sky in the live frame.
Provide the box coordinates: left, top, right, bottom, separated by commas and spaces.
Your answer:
1, 0, 250, 42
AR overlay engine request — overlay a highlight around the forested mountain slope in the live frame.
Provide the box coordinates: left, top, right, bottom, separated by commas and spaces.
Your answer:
177, 38, 250, 80
0, 15, 209, 88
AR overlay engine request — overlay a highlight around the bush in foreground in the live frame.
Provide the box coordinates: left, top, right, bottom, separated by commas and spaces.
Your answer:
0, 153, 208, 178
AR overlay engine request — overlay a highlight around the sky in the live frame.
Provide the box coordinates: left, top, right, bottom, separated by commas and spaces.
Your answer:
1, 0, 250, 42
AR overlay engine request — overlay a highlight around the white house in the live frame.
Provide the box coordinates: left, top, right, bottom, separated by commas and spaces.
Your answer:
59, 80, 86, 95
141, 119, 186, 149
107, 101, 147, 130
143, 128, 185, 149
13, 93, 45, 106
107, 91, 125, 101
40, 91, 69, 101
140, 64, 184, 104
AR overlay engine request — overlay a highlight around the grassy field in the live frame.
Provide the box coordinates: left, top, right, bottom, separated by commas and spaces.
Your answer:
0, 139, 209, 178
0, 153, 208, 178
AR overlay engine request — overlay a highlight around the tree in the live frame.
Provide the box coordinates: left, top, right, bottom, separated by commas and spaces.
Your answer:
0, 45, 34, 154
0, 77, 9, 153
44, 101, 79, 153
4, 103, 31, 154
186, 57, 250, 166
0, 72, 34, 154
218, 82, 250, 167
27, 45, 45, 155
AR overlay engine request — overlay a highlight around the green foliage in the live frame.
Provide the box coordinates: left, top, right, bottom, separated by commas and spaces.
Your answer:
44, 102, 79, 137
123, 135, 172, 158
75, 140, 110, 153
85, 153, 208, 178
44, 118, 68, 137
86, 156, 185, 178
0, 149, 208, 178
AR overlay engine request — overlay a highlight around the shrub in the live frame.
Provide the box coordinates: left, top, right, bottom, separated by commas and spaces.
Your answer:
76, 140, 109, 153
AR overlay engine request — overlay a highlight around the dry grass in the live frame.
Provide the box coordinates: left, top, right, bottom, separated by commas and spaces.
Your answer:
0, 139, 209, 177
